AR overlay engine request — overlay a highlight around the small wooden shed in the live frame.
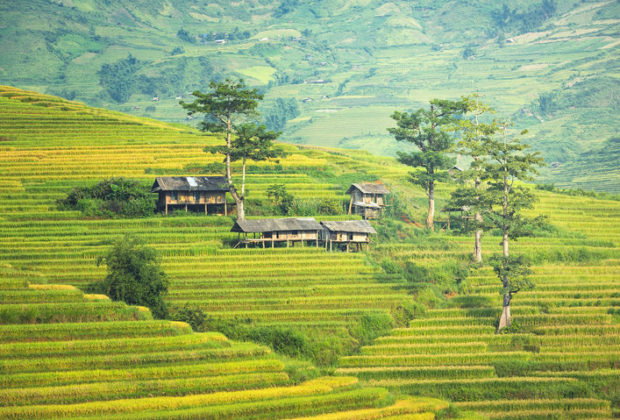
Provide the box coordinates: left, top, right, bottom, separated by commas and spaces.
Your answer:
320, 220, 376, 252
231, 217, 322, 248
151, 176, 228, 215
346, 183, 390, 219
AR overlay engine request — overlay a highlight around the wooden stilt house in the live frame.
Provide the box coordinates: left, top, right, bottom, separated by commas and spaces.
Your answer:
151, 176, 229, 215
231, 217, 322, 248
320, 220, 376, 252
346, 183, 389, 219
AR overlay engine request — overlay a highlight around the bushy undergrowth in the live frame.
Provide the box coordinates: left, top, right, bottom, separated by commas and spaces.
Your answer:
58, 178, 155, 218
246, 197, 346, 217
88, 236, 169, 319
171, 305, 400, 367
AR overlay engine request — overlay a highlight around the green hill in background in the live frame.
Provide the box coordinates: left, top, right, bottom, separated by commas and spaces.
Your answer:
0, 0, 618, 191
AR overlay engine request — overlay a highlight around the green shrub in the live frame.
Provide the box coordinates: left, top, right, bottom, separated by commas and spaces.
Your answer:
436, 405, 463, 419
289, 197, 344, 216
391, 301, 426, 326
170, 304, 207, 331
380, 257, 404, 276
404, 260, 470, 295
247, 326, 309, 358
57, 178, 155, 218
348, 312, 394, 346
416, 286, 445, 309
93, 236, 169, 319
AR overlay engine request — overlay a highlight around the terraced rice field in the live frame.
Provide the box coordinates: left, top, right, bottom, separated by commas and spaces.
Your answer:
0, 86, 410, 331
0, 87, 451, 417
338, 194, 620, 419
1, 86, 619, 418
0, 277, 454, 419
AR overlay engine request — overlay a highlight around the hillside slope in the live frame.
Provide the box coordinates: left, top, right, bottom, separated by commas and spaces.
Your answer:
0, 87, 618, 418
0, 274, 453, 418
0, 88, 450, 419
0, 0, 618, 190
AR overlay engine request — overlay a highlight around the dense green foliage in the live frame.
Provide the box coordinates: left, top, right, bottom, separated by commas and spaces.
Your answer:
263, 98, 300, 132
491, 0, 558, 34
98, 55, 142, 103
95, 236, 169, 319
389, 98, 469, 229
58, 178, 154, 218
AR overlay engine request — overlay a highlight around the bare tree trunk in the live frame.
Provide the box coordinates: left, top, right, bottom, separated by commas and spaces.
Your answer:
473, 174, 482, 263
241, 158, 246, 198
427, 182, 435, 230
498, 174, 511, 332
225, 119, 245, 221
498, 295, 511, 331
474, 221, 482, 263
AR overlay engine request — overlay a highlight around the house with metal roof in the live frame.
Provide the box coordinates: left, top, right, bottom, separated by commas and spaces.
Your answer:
346, 182, 390, 219
231, 217, 322, 248
151, 176, 228, 215
320, 220, 377, 252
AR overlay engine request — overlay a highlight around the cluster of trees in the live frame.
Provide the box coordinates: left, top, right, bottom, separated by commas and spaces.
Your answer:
263, 98, 300, 131
98, 55, 142, 103
201, 28, 252, 42
178, 28, 252, 43
274, 0, 300, 18
98, 55, 189, 104
388, 95, 544, 330
491, 0, 557, 34
57, 178, 155, 218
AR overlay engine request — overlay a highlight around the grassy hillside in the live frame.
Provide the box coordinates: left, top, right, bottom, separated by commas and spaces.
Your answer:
0, 275, 454, 418
1, 87, 619, 418
0, 0, 618, 191
0, 87, 451, 419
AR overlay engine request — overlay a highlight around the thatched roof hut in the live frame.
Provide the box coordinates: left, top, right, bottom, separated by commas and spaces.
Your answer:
151, 176, 228, 193
346, 183, 390, 195
231, 218, 322, 248
151, 176, 228, 215
321, 220, 376, 251
346, 182, 389, 219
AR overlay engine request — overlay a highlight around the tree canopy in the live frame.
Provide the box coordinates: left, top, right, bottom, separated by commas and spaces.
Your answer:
388, 98, 469, 229
96, 236, 169, 319
180, 79, 266, 221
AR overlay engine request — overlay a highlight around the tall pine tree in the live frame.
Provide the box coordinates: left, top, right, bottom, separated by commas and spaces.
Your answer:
388, 99, 468, 230
479, 123, 544, 331
449, 94, 500, 262
180, 79, 263, 221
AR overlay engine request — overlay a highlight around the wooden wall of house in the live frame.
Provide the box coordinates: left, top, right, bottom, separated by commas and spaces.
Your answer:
364, 208, 380, 219
162, 191, 226, 205
321, 230, 369, 242
264, 230, 319, 241
350, 188, 385, 206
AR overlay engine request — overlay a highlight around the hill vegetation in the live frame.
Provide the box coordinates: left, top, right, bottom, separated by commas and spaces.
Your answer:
0, 0, 618, 191
0, 87, 619, 418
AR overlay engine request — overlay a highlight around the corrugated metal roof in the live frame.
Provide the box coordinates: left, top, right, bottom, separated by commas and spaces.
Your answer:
321, 220, 377, 234
353, 201, 382, 209
231, 217, 321, 233
346, 183, 390, 195
151, 176, 228, 192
